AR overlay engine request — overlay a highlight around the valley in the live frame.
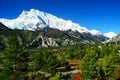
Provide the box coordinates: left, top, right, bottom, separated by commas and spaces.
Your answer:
1, 36, 120, 80
0, 9, 120, 80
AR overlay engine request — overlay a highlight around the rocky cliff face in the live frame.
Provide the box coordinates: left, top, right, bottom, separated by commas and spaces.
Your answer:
27, 27, 108, 48
28, 34, 59, 47
0, 22, 109, 49
0, 9, 111, 48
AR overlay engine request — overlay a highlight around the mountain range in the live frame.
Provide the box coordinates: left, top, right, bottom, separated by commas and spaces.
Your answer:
0, 9, 118, 49
0, 9, 117, 38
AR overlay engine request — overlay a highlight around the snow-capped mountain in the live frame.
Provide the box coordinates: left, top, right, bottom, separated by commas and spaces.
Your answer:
90, 30, 102, 36
0, 9, 89, 33
104, 32, 117, 39
0, 9, 115, 38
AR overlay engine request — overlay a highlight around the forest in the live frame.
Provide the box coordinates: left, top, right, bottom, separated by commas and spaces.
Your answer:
0, 36, 120, 80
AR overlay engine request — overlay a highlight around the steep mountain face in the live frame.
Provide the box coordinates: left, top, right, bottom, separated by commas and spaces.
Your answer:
0, 22, 10, 30
28, 26, 109, 48
0, 9, 103, 35
0, 23, 39, 50
0, 22, 11, 50
0, 23, 84, 49
0, 9, 110, 48
0, 22, 108, 49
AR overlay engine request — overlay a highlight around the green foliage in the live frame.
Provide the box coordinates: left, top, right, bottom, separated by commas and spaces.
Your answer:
1, 30, 120, 80
4, 36, 23, 62
65, 44, 86, 59
29, 73, 46, 80
49, 72, 61, 80
0, 28, 39, 50
33, 52, 44, 70
101, 53, 118, 78
80, 43, 120, 80
59, 56, 67, 66
80, 47, 99, 80
32, 48, 59, 73
1, 36, 29, 79
0, 60, 10, 80
99, 46, 113, 58
14, 30, 38, 46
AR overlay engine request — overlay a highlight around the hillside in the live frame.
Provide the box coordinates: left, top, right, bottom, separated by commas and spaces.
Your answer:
0, 22, 109, 50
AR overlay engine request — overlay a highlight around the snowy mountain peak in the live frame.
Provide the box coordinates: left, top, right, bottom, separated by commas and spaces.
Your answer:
90, 30, 102, 36
0, 9, 90, 33
19, 9, 44, 18
104, 32, 117, 39
0, 9, 116, 38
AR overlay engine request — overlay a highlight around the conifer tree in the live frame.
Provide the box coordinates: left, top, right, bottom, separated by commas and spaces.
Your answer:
80, 47, 99, 80
1, 36, 27, 79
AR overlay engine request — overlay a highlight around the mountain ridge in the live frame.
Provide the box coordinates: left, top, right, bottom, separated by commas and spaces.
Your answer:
0, 9, 113, 38
0, 22, 108, 49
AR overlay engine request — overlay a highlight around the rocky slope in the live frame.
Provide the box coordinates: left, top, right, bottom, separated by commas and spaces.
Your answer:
107, 34, 120, 42
0, 9, 111, 48
0, 22, 108, 49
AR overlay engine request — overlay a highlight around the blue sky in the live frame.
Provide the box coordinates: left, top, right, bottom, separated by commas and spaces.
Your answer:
0, 0, 120, 34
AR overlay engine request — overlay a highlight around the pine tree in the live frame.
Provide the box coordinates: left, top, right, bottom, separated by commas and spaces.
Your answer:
80, 47, 99, 80
2, 36, 27, 79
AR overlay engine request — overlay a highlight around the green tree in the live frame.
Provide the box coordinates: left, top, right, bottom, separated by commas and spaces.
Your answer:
101, 52, 120, 79
33, 51, 44, 70
49, 72, 61, 80
1, 36, 27, 79
33, 48, 59, 73
59, 56, 67, 66
80, 47, 99, 80
0, 60, 10, 80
